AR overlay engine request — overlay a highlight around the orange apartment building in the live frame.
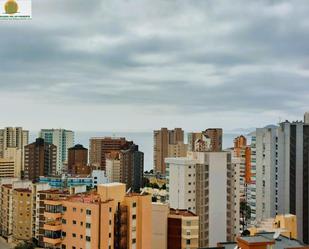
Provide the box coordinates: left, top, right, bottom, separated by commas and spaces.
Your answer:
43, 183, 152, 249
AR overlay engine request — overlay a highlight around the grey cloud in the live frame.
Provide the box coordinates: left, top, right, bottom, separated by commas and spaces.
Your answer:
1, 0, 309, 129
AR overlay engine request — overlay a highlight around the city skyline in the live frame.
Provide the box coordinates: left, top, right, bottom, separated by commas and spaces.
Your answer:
1, 0, 309, 131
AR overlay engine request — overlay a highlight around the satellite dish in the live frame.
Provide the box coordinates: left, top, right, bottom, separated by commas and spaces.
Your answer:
273, 230, 281, 239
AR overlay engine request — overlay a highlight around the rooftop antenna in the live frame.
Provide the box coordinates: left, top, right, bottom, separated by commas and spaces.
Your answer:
126, 188, 131, 194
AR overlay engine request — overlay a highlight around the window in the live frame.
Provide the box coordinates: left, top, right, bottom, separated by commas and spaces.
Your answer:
86, 223, 91, 228
132, 202, 136, 208
72, 233, 76, 238
132, 214, 136, 220
80, 209, 83, 213
132, 238, 136, 244
73, 207, 77, 212
109, 220, 112, 225
109, 207, 112, 212
80, 222, 83, 226
61, 245, 66, 249
109, 233, 111, 238
186, 239, 191, 245
86, 236, 91, 242
62, 232, 66, 237
80, 235, 83, 239
86, 209, 91, 215
63, 206, 67, 212
73, 220, 76, 225
62, 219, 66, 224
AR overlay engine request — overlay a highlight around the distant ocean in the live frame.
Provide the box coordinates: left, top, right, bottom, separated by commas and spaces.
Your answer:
30, 131, 243, 171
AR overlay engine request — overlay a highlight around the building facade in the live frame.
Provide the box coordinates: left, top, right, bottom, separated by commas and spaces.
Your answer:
168, 209, 199, 249
0, 127, 29, 177
42, 183, 152, 249
153, 128, 184, 174
203, 128, 223, 152
166, 151, 237, 248
67, 144, 89, 175
89, 137, 132, 171
24, 138, 57, 181
40, 129, 74, 174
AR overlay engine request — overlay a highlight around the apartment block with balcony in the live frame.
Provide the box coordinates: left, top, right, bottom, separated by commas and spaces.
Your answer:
42, 183, 152, 249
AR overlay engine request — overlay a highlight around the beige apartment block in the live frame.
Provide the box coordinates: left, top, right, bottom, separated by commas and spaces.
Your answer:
168, 209, 199, 249
154, 128, 184, 174
152, 203, 169, 249
168, 142, 188, 158
0, 184, 13, 240
12, 188, 32, 241
106, 152, 121, 183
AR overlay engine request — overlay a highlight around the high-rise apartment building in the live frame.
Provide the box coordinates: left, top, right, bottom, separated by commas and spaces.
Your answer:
233, 136, 252, 201
167, 142, 188, 158
24, 138, 57, 181
0, 127, 29, 157
203, 128, 223, 152
42, 183, 152, 249
166, 151, 237, 247
89, 137, 132, 170
253, 116, 309, 244
255, 126, 278, 221
0, 127, 29, 177
40, 129, 74, 174
67, 144, 89, 175
153, 128, 184, 174
106, 144, 144, 191
120, 144, 144, 192
187, 132, 203, 152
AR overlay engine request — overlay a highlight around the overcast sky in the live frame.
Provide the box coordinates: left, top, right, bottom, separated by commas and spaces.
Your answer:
1, 0, 309, 132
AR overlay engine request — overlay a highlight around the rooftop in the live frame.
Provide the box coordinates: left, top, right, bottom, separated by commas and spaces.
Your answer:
14, 188, 31, 193
2, 184, 12, 189
38, 189, 69, 194
169, 208, 197, 217
215, 232, 309, 249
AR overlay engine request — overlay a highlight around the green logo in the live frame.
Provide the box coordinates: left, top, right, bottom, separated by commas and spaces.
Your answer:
4, 0, 18, 14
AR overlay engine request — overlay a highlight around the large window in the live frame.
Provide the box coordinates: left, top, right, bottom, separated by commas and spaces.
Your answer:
45, 204, 62, 213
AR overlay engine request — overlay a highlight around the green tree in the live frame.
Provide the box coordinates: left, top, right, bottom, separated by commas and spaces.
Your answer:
161, 183, 166, 190
240, 201, 251, 231
152, 182, 160, 189
14, 242, 35, 249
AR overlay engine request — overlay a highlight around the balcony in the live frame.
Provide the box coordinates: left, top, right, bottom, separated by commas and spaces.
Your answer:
44, 230, 62, 245
44, 221, 62, 231
44, 212, 62, 220
43, 237, 62, 245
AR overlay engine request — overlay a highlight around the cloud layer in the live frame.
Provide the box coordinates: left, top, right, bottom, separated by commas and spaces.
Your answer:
1, 0, 309, 131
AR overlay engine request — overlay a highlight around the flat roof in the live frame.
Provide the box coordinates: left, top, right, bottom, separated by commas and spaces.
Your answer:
14, 188, 31, 193
98, 182, 125, 187
169, 208, 197, 217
